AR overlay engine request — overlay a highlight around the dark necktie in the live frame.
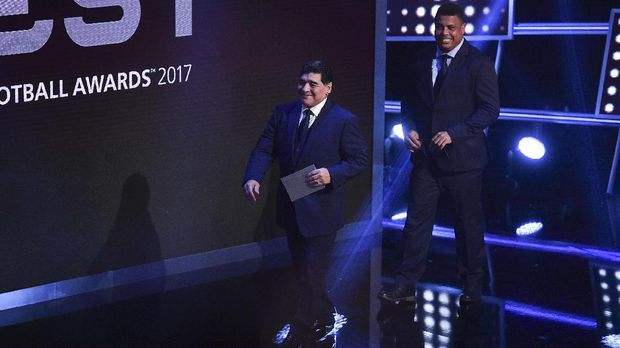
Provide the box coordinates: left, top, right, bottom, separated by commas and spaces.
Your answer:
295, 109, 312, 154
433, 54, 449, 99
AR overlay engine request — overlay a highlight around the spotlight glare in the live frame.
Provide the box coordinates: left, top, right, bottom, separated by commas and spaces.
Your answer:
424, 317, 435, 327
391, 211, 407, 221
516, 221, 543, 236
600, 269, 608, 277
431, 5, 440, 17
464, 6, 475, 17
483, 7, 490, 15
439, 320, 451, 332
603, 294, 611, 303
391, 123, 404, 139
465, 23, 474, 34
607, 322, 614, 329
416, 6, 426, 17
416, 24, 426, 35
482, 25, 489, 32
438, 292, 450, 304
423, 290, 435, 301
387, 10, 391, 15
439, 306, 451, 317
614, 52, 620, 61
605, 103, 615, 113
602, 282, 609, 289
616, 34, 620, 44
401, 26, 408, 34
517, 137, 546, 160
401, 8, 409, 16
608, 86, 617, 96
423, 303, 435, 313
611, 69, 619, 78
615, 270, 620, 279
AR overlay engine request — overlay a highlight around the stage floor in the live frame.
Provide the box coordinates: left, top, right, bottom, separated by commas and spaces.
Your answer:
0, 226, 616, 347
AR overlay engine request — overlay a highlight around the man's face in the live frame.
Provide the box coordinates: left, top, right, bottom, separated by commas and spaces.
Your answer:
298, 72, 332, 108
434, 15, 465, 53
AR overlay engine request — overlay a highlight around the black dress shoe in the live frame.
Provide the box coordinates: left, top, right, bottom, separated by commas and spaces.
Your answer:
377, 285, 416, 304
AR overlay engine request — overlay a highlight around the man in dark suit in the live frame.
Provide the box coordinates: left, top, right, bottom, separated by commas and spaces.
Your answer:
243, 61, 368, 344
378, 2, 499, 305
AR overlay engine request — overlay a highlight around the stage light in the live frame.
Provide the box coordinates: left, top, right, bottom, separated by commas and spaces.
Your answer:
438, 292, 450, 304
439, 306, 450, 317
391, 211, 407, 221
604, 294, 611, 303
401, 26, 408, 33
439, 320, 451, 332
602, 282, 610, 289
416, 24, 426, 35
424, 303, 435, 313
465, 23, 475, 34
423, 290, 434, 301
597, 11, 620, 118
517, 137, 546, 160
464, 6, 475, 17
600, 269, 608, 277
615, 270, 620, 279
387, 0, 513, 41
391, 123, 405, 140
515, 221, 543, 236
416, 6, 426, 17
424, 317, 435, 328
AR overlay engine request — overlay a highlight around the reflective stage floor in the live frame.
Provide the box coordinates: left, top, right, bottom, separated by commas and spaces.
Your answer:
1, 225, 619, 347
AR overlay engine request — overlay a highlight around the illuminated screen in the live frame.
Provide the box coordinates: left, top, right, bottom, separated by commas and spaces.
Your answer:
386, 0, 513, 41
0, 0, 375, 292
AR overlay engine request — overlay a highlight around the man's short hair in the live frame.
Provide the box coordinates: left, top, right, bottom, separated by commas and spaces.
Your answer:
435, 2, 465, 23
300, 60, 333, 85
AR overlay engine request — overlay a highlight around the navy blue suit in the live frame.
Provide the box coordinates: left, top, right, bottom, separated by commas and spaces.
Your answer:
244, 99, 368, 329
396, 39, 499, 297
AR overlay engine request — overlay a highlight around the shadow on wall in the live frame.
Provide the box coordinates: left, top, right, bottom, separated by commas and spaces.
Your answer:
90, 173, 163, 274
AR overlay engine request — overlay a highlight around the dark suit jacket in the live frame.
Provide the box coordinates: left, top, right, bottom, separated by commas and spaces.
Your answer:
244, 99, 368, 237
402, 39, 499, 172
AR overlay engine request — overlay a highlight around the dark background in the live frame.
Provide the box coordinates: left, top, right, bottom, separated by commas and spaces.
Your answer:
384, 0, 620, 247
0, 0, 376, 293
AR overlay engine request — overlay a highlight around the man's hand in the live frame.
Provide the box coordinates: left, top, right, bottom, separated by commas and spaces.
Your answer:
406, 130, 422, 152
432, 131, 452, 149
306, 168, 331, 187
243, 180, 261, 202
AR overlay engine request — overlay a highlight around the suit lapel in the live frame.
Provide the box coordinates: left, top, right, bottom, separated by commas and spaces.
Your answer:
288, 102, 303, 163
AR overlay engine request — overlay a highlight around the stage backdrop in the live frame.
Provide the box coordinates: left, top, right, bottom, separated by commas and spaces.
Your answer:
0, 0, 375, 293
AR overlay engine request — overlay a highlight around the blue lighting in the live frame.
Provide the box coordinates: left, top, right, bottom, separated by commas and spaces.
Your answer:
383, 220, 620, 263
505, 301, 597, 329
516, 221, 543, 236
517, 137, 546, 160
391, 123, 404, 140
